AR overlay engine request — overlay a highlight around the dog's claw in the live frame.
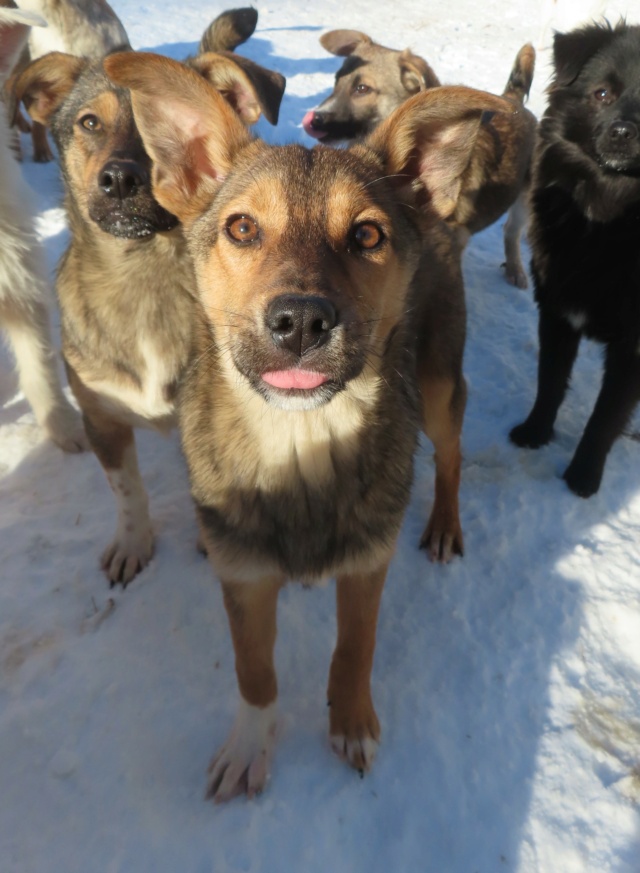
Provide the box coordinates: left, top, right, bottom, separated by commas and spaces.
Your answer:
100, 528, 153, 586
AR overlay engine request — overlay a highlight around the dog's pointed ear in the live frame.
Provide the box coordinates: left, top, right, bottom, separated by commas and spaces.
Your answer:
552, 22, 618, 87
366, 86, 514, 221
189, 51, 285, 125
398, 49, 441, 95
104, 52, 254, 226
14, 52, 87, 125
320, 29, 373, 57
199, 6, 258, 53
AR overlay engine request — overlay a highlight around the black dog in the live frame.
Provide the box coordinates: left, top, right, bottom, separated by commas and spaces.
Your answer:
510, 21, 640, 497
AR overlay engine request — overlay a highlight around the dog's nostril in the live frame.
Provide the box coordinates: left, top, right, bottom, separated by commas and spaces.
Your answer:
609, 120, 638, 141
310, 112, 325, 130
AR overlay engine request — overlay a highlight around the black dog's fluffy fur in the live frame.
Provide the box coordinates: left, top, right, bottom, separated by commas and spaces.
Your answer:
510, 21, 640, 497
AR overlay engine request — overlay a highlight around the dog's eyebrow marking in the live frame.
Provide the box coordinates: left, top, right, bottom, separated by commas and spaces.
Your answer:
336, 56, 369, 80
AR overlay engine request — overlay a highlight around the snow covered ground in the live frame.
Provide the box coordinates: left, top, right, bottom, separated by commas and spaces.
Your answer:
1, 0, 639, 871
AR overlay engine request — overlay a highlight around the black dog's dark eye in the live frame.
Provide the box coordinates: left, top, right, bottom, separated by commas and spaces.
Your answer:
352, 222, 384, 251
79, 114, 101, 131
354, 83, 372, 95
226, 214, 259, 244
593, 88, 612, 104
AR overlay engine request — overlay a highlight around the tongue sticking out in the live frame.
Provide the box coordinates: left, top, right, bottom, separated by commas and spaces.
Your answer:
302, 110, 327, 139
262, 369, 328, 390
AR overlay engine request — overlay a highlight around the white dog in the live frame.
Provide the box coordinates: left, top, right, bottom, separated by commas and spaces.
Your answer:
0, 4, 86, 451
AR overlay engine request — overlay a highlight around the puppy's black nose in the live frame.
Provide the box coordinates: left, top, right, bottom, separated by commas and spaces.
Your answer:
266, 295, 338, 356
310, 111, 327, 131
609, 120, 638, 141
99, 159, 147, 199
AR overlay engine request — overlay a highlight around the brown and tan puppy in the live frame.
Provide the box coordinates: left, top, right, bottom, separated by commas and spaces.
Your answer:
14, 13, 285, 586
304, 31, 537, 288
105, 50, 511, 800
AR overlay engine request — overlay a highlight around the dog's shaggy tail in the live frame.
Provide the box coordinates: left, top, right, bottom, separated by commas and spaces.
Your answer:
199, 7, 258, 54
503, 43, 535, 104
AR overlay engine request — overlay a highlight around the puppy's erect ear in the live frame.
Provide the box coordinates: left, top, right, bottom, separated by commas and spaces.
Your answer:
0, 7, 46, 84
398, 49, 441, 95
552, 22, 618, 87
320, 29, 373, 57
14, 52, 87, 124
103, 52, 253, 225
189, 51, 285, 125
199, 6, 258, 53
366, 86, 514, 221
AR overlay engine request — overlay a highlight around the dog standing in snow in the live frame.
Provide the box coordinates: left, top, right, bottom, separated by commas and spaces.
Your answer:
0, 4, 86, 452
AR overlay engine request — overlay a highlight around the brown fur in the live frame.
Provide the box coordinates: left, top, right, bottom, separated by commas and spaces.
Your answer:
105, 51, 512, 800
306, 34, 538, 289
15, 33, 285, 586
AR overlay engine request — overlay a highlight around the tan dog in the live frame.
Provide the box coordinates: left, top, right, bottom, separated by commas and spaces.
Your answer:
105, 50, 511, 800
15, 12, 285, 586
0, 4, 86, 451
304, 31, 537, 288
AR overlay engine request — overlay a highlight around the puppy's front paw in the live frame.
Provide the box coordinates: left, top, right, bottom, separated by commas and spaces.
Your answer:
101, 525, 154, 587
509, 419, 553, 449
329, 692, 380, 773
502, 261, 529, 290
206, 701, 277, 803
420, 510, 464, 563
563, 457, 602, 498
45, 403, 89, 454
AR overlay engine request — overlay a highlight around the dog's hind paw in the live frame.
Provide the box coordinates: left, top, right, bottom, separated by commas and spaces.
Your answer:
206, 701, 277, 803
563, 458, 603, 498
45, 403, 89, 453
328, 689, 380, 773
509, 419, 553, 449
101, 526, 154, 587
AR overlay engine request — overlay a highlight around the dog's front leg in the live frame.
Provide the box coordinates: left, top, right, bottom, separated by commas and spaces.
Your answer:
503, 191, 529, 289
327, 561, 388, 773
207, 576, 283, 803
80, 405, 153, 586
419, 374, 466, 562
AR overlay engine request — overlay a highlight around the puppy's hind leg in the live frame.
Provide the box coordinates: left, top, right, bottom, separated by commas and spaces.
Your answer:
78, 400, 153, 586
419, 374, 466, 562
502, 191, 529, 289
1, 296, 86, 452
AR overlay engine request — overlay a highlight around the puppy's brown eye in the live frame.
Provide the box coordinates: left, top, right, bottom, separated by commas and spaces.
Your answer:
353, 222, 384, 251
354, 83, 372, 95
226, 215, 259, 244
593, 88, 612, 103
79, 114, 101, 131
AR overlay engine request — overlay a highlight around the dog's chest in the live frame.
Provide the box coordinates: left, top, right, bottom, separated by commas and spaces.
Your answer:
533, 187, 640, 342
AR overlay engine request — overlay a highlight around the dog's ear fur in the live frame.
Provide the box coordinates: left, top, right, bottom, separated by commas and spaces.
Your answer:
399, 49, 441, 95
199, 6, 258, 54
14, 52, 87, 124
366, 85, 513, 220
104, 52, 253, 225
552, 22, 618, 87
189, 51, 285, 125
320, 29, 373, 57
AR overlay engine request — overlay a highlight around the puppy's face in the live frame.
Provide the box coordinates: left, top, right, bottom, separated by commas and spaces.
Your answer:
192, 143, 423, 410
52, 66, 179, 239
551, 24, 640, 177
303, 31, 439, 144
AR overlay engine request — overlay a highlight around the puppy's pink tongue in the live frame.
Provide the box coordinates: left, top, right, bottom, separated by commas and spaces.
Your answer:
302, 110, 326, 139
262, 370, 328, 390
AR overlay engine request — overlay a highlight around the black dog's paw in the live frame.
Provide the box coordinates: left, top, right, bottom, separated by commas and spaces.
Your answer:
563, 459, 602, 498
509, 419, 553, 449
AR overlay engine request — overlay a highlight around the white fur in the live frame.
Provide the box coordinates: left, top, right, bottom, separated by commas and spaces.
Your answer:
566, 309, 588, 331
206, 700, 277, 802
0, 10, 86, 452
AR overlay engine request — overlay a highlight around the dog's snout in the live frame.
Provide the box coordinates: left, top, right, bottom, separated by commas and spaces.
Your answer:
99, 159, 148, 200
266, 295, 338, 356
608, 120, 639, 142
